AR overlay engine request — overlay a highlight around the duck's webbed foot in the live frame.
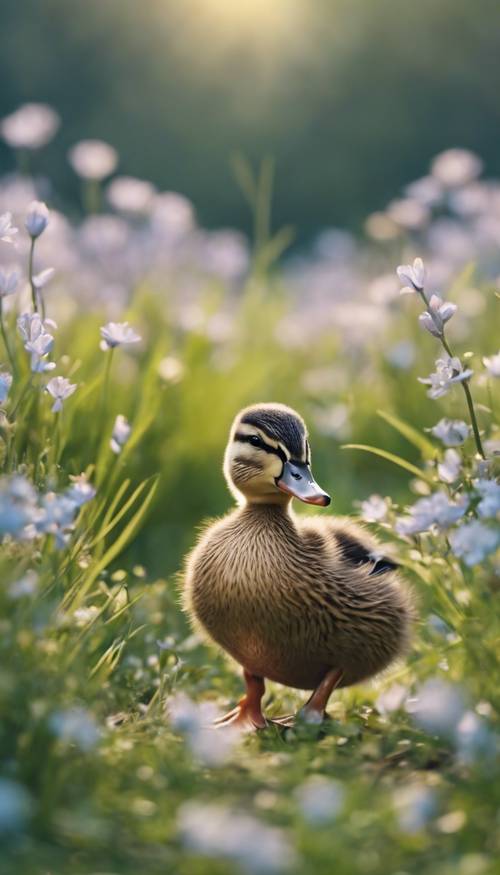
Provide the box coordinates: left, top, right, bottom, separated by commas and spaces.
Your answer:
271, 668, 344, 728
213, 671, 267, 731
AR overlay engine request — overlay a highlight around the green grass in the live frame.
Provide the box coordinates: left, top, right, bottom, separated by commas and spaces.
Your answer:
1, 217, 499, 875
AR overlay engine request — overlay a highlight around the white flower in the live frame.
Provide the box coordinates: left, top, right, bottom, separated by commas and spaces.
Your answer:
418, 356, 473, 400
393, 784, 436, 834
0, 212, 18, 244
25, 200, 49, 238
407, 678, 465, 735
396, 257, 426, 293
455, 711, 494, 764
50, 707, 100, 751
18, 313, 56, 373
106, 175, 156, 214
169, 693, 238, 767
387, 198, 429, 230
158, 355, 185, 383
431, 148, 482, 188
73, 606, 100, 627
295, 777, 344, 825
376, 682, 408, 715
152, 191, 195, 236
430, 418, 469, 446
449, 182, 490, 216
100, 321, 141, 349
418, 294, 457, 338
46, 376, 77, 412
404, 175, 443, 207
68, 139, 118, 180
0, 372, 12, 404
202, 230, 250, 281
66, 473, 96, 507
395, 491, 468, 535
473, 479, 500, 519
438, 449, 461, 484
0, 268, 19, 298
359, 494, 390, 522
177, 801, 296, 873
110, 414, 131, 454
28, 334, 56, 373
32, 267, 55, 289
1, 103, 60, 150
449, 520, 500, 566
17, 312, 57, 344
8, 570, 38, 600
483, 352, 500, 378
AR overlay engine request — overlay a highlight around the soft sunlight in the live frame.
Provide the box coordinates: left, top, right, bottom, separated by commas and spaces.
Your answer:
192, 0, 304, 31
175, 0, 311, 63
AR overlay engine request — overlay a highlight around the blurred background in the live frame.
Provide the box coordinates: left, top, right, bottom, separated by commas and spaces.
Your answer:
2, 0, 500, 243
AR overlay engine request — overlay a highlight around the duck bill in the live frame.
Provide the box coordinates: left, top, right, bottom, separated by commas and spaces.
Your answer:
276, 461, 331, 506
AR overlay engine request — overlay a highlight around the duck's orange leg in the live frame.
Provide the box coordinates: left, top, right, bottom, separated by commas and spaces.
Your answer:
301, 668, 344, 723
213, 669, 267, 731
271, 668, 344, 727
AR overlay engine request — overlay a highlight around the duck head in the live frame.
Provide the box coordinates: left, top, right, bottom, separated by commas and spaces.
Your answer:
224, 403, 331, 507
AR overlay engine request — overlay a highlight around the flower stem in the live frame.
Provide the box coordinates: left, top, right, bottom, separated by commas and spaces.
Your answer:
440, 334, 485, 459
96, 348, 114, 459
102, 348, 114, 416
459, 378, 485, 459
28, 237, 38, 313
10, 376, 33, 418
419, 289, 485, 459
0, 298, 16, 374
83, 179, 101, 214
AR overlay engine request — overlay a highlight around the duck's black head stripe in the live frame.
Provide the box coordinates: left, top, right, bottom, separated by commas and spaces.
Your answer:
234, 432, 287, 465
241, 411, 305, 460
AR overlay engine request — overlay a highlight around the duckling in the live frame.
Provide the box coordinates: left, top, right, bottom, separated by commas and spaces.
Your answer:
182, 403, 414, 729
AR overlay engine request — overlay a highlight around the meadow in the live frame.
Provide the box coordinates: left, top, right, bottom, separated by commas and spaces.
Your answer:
0, 106, 499, 875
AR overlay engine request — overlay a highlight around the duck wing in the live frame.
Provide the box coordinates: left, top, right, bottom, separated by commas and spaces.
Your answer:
335, 529, 399, 576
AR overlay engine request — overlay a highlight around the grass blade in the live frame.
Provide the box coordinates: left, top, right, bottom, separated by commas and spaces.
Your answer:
342, 443, 435, 485
377, 409, 436, 458
71, 476, 159, 608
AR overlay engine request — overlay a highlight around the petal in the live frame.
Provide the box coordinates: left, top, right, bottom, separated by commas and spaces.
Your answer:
413, 257, 426, 288
429, 294, 443, 311
440, 302, 457, 323
419, 312, 441, 337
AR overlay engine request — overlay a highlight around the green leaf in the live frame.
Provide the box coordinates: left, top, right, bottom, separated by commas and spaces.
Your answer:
377, 410, 436, 458
230, 152, 258, 208
90, 479, 150, 550
71, 476, 159, 608
342, 444, 435, 485
256, 226, 296, 272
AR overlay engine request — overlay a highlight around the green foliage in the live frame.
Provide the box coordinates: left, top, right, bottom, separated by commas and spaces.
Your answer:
0, 150, 499, 875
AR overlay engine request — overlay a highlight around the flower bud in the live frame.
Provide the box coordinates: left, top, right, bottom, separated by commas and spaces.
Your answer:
25, 201, 49, 238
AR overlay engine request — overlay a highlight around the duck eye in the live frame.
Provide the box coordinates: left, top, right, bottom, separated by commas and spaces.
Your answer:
249, 435, 263, 448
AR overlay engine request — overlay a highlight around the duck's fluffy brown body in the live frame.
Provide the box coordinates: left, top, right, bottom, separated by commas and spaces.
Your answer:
183, 503, 414, 691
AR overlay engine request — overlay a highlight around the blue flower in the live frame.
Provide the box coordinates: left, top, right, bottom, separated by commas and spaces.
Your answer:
0, 372, 12, 404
